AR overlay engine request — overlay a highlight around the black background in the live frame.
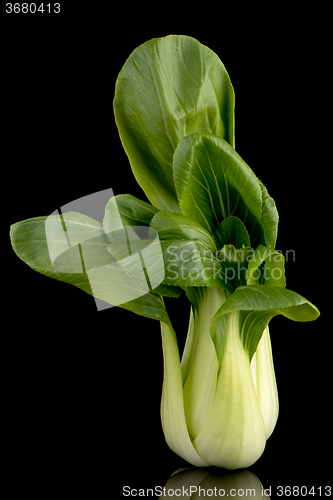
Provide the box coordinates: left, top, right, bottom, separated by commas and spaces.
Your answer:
2, 6, 329, 497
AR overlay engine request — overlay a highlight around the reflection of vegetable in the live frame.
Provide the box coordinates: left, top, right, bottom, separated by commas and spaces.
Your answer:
160, 467, 269, 499
10, 36, 319, 468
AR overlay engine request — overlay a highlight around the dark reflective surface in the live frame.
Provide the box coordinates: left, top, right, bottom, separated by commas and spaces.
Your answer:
160, 468, 270, 498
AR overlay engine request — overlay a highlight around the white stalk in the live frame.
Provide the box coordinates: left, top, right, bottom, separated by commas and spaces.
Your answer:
193, 311, 267, 469
160, 320, 209, 467
251, 325, 279, 438
182, 287, 227, 440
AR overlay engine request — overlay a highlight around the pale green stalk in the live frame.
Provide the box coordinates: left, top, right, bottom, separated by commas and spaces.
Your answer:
182, 288, 227, 439
160, 288, 281, 468
160, 320, 209, 467
192, 311, 267, 468
251, 326, 279, 439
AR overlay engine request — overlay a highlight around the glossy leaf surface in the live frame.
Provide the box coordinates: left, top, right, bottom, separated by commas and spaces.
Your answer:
114, 35, 235, 212
213, 216, 250, 250
173, 134, 262, 235
211, 285, 320, 363
10, 213, 172, 324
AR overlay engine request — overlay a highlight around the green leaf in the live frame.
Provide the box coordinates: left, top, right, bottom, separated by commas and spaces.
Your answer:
213, 216, 250, 250
153, 283, 182, 298
261, 251, 286, 287
259, 181, 278, 251
219, 245, 252, 291
104, 283, 173, 326
103, 194, 158, 237
10, 213, 111, 286
107, 226, 155, 261
211, 285, 320, 364
107, 225, 165, 292
246, 245, 286, 287
173, 134, 263, 238
114, 35, 235, 212
150, 210, 232, 291
246, 244, 270, 285
10, 213, 173, 324
104, 197, 180, 297
150, 210, 216, 252
159, 240, 232, 292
